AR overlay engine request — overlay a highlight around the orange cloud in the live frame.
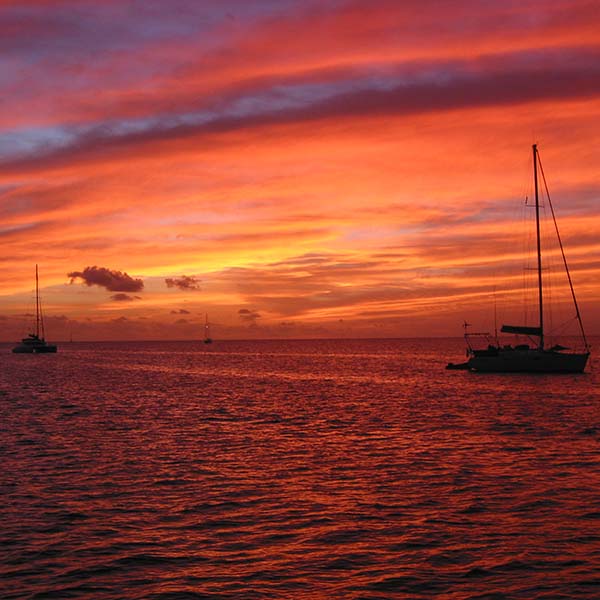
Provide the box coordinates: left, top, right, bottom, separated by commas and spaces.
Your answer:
1, 1, 600, 339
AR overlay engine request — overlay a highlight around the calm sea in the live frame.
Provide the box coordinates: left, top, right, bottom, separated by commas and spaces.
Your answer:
1, 338, 599, 599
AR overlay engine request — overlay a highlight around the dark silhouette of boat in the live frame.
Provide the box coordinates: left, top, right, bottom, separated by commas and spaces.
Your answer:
203, 313, 213, 344
12, 265, 58, 354
448, 145, 589, 373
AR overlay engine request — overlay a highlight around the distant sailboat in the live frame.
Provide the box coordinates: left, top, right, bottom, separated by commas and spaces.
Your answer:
203, 314, 213, 344
447, 145, 589, 373
12, 265, 58, 354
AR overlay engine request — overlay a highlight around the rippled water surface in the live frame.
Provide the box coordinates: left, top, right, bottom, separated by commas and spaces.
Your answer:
2, 338, 600, 599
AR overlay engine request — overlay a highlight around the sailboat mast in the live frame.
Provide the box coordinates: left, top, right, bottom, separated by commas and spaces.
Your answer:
533, 144, 544, 350
35, 264, 40, 338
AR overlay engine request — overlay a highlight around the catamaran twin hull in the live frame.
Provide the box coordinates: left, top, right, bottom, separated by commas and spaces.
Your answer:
12, 346, 57, 353
12, 337, 58, 353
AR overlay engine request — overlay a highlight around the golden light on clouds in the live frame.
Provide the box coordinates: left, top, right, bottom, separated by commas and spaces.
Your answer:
1, 0, 600, 340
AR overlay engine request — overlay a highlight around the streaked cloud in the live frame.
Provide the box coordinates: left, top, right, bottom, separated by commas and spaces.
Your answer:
238, 308, 261, 323
1, 0, 599, 339
110, 293, 141, 302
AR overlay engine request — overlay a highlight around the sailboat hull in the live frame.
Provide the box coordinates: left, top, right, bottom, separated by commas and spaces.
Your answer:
12, 341, 58, 353
468, 349, 589, 373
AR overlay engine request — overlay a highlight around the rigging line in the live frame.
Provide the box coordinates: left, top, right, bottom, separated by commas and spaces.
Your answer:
541, 197, 554, 344
40, 295, 46, 340
537, 153, 589, 352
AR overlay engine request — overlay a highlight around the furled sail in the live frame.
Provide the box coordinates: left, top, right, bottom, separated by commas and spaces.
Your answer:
501, 324, 542, 336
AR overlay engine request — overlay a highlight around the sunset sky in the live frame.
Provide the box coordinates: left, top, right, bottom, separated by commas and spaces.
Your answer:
1, 0, 599, 341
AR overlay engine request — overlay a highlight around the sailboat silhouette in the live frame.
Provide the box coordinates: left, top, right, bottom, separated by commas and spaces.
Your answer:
12, 265, 58, 354
449, 145, 589, 373
203, 314, 213, 344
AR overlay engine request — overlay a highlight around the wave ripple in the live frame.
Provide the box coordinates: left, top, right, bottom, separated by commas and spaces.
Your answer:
1, 338, 600, 599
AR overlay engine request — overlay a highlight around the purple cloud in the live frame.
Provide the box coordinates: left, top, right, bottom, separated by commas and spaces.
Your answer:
4, 43, 600, 178
238, 308, 261, 323
110, 293, 141, 302
68, 265, 144, 292
165, 275, 201, 290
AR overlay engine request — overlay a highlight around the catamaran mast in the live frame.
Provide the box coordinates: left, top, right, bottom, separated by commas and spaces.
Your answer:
533, 144, 544, 350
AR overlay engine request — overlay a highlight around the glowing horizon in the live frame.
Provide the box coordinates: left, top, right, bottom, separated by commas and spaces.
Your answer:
1, 0, 600, 341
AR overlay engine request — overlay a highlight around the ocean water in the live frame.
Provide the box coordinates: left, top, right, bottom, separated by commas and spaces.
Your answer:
1, 338, 599, 599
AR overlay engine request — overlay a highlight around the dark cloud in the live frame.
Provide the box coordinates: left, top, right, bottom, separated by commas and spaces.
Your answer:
238, 308, 261, 322
110, 293, 141, 302
165, 275, 201, 290
170, 308, 191, 314
68, 265, 144, 292
5, 46, 600, 176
